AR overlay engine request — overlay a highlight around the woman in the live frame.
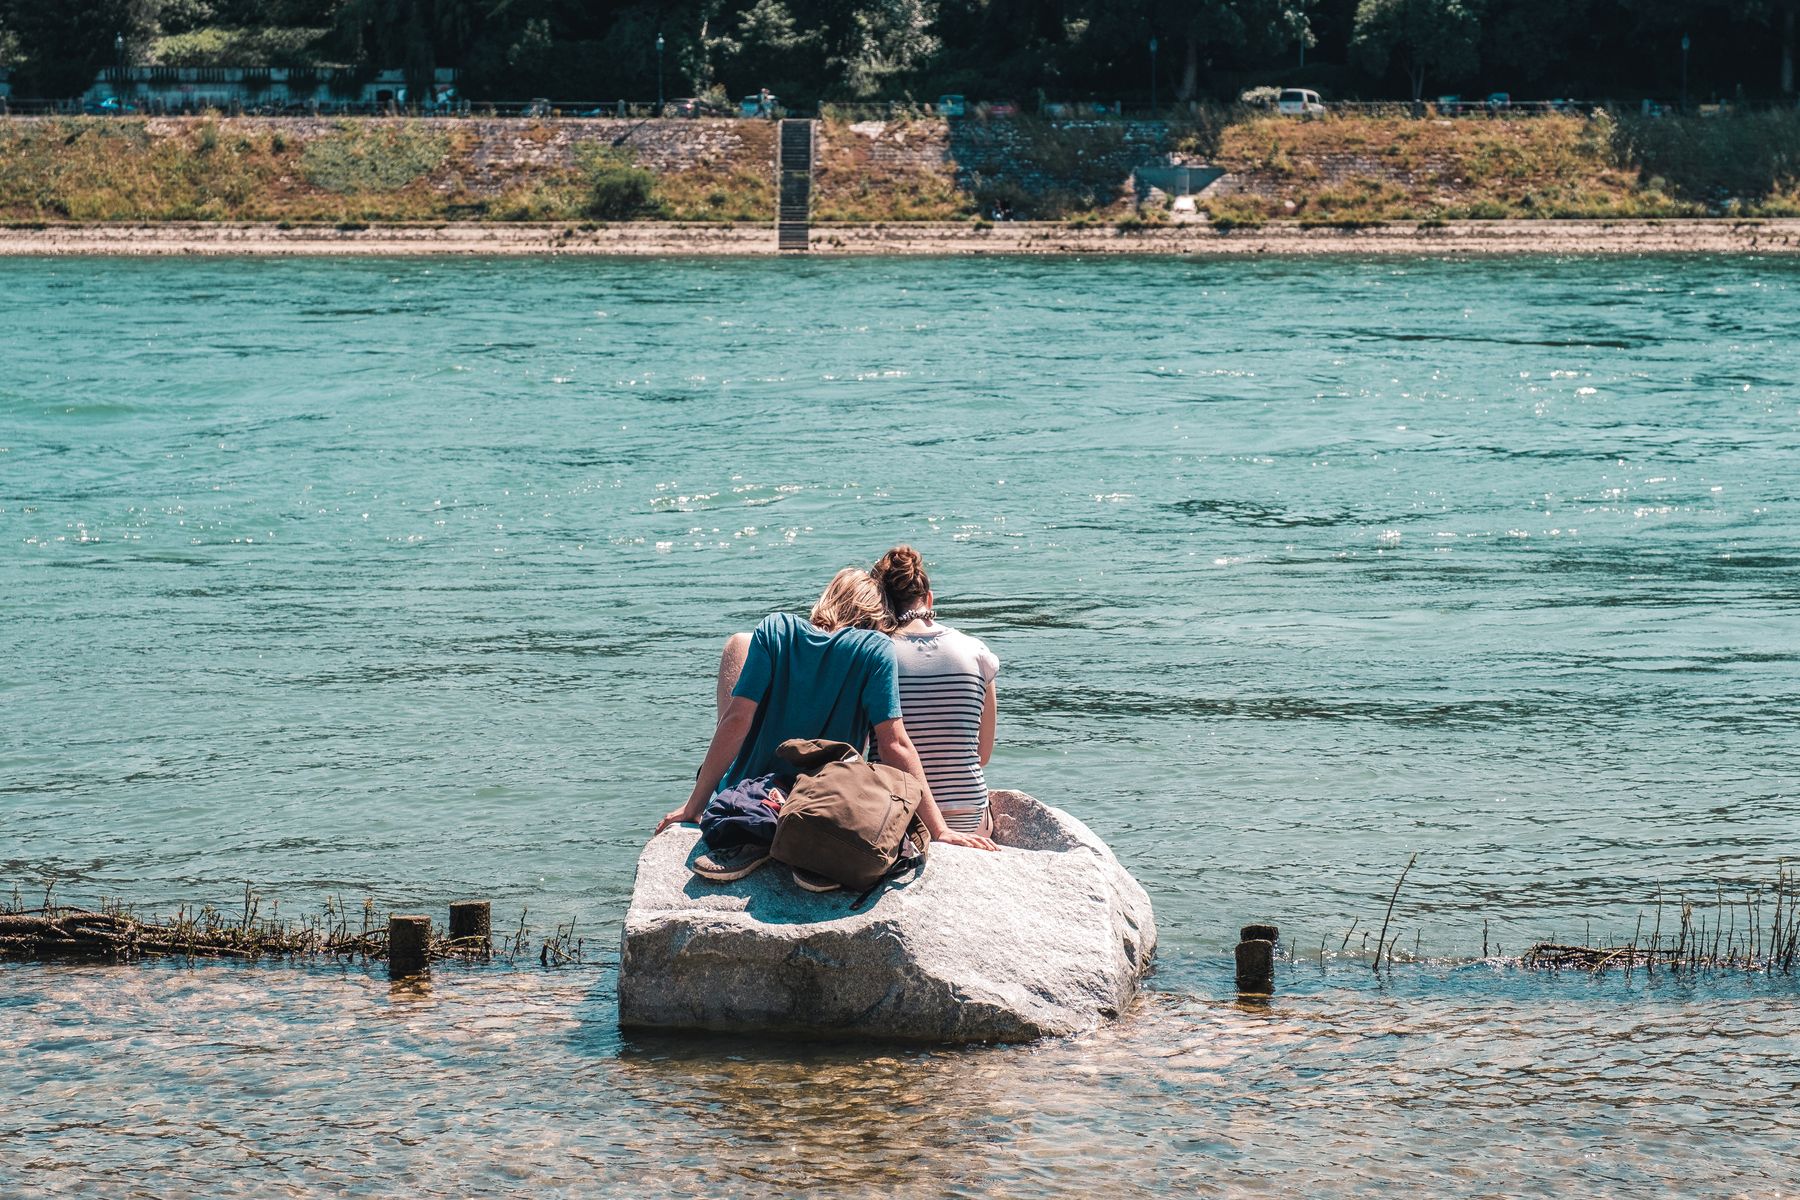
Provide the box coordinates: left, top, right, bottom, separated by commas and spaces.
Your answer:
870, 546, 999, 837
658, 567, 995, 885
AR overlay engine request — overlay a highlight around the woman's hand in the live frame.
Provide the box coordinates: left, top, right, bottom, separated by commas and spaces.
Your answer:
655, 806, 697, 835
935, 829, 997, 851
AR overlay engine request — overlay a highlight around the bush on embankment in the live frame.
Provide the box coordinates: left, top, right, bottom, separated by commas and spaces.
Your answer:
1615, 110, 1800, 214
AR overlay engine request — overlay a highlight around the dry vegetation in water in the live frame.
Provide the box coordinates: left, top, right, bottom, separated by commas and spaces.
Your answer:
0, 885, 592, 968
1524, 868, 1800, 977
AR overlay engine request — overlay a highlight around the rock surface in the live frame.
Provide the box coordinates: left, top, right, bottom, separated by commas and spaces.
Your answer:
617, 790, 1156, 1043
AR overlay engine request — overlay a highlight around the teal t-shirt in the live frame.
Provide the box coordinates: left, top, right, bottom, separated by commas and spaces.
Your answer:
721, 612, 902, 789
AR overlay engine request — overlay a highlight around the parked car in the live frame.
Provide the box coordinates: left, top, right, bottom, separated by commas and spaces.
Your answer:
937, 93, 966, 117
1486, 92, 1511, 112
739, 90, 779, 117
83, 96, 139, 115
1437, 94, 1465, 115
1277, 88, 1324, 116
665, 96, 728, 117
985, 99, 1019, 117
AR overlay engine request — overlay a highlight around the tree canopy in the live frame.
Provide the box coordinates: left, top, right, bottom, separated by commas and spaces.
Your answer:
0, 0, 1793, 105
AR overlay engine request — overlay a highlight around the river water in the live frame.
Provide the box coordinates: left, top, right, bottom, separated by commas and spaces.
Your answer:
3, 254, 1798, 1196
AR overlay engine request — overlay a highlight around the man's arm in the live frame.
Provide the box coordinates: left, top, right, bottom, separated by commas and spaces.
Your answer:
872, 717, 997, 851
656, 695, 758, 834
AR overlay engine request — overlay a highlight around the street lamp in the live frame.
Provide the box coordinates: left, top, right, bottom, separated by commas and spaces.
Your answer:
1680, 34, 1690, 113
114, 33, 126, 104
656, 33, 665, 113
1149, 36, 1158, 114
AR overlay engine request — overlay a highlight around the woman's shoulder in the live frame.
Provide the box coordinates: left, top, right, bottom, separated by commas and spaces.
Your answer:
931, 624, 1000, 677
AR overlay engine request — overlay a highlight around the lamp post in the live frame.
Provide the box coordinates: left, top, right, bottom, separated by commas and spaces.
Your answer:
1680, 34, 1690, 113
114, 33, 126, 107
656, 33, 665, 113
1149, 36, 1158, 115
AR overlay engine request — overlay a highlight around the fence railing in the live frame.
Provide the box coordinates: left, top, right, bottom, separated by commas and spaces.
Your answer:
0, 97, 715, 119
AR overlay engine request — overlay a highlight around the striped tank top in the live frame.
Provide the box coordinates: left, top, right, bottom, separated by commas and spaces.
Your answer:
891, 623, 999, 833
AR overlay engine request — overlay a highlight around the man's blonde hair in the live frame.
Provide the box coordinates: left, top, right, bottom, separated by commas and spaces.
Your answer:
810, 567, 887, 632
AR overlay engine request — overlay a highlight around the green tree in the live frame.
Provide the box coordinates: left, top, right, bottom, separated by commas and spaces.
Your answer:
1175, 0, 1314, 98
831, 0, 938, 97
337, 0, 479, 102
1742, 0, 1800, 94
1484, 0, 1587, 87
1351, 0, 1479, 101
727, 0, 821, 97
0, 0, 161, 97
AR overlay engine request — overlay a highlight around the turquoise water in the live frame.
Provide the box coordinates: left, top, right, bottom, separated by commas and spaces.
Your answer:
3, 255, 1798, 1195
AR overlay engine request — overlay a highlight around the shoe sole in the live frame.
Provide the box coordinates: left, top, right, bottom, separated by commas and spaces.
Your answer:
694, 856, 769, 883
792, 870, 842, 894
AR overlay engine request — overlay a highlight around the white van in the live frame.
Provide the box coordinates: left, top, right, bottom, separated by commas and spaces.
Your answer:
1277, 88, 1325, 116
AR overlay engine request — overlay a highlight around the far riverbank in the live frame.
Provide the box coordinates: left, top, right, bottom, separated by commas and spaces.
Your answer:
2, 218, 1797, 256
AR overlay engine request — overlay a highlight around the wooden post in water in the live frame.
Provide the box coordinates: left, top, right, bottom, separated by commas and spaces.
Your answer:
1236, 923, 1278, 995
389, 915, 431, 978
449, 900, 491, 951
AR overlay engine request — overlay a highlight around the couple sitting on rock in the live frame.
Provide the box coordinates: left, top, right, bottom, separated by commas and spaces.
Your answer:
655, 545, 1001, 891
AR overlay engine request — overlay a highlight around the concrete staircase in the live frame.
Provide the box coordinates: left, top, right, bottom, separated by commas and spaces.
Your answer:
777, 119, 813, 252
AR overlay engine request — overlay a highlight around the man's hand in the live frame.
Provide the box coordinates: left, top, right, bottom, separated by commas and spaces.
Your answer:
935, 829, 997, 851
658, 695, 759, 839
655, 806, 697, 835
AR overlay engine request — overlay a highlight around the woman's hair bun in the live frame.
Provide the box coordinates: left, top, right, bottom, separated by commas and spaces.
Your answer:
872, 544, 930, 617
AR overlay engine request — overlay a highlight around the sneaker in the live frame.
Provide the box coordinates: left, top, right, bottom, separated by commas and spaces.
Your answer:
791, 867, 842, 894
692, 844, 770, 882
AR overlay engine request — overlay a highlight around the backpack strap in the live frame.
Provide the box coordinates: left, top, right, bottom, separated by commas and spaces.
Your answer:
848, 833, 928, 910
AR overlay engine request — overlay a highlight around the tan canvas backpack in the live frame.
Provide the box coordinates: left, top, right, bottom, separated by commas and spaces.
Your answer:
769, 738, 928, 901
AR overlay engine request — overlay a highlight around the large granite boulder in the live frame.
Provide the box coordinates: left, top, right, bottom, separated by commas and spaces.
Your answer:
617, 789, 1156, 1044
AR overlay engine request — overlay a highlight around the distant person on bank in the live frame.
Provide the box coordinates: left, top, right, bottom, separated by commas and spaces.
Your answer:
655, 568, 998, 884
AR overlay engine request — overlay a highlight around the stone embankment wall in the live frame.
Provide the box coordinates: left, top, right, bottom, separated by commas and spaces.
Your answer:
1205, 151, 1441, 199
1, 112, 1708, 224
1198, 114, 1680, 220
813, 117, 1176, 218
132, 115, 775, 195
0, 115, 776, 221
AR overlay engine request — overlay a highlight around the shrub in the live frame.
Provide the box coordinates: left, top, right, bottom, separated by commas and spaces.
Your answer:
1116, 209, 1170, 231
300, 124, 450, 194
1615, 110, 1800, 203
1167, 103, 1234, 159
575, 145, 657, 219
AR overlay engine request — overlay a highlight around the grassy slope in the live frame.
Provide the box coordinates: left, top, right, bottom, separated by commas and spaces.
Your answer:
1204, 112, 1800, 226
3, 112, 1797, 225
0, 118, 773, 224
812, 117, 968, 222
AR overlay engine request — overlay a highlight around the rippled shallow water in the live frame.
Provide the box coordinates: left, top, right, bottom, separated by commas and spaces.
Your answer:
3, 255, 1798, 1195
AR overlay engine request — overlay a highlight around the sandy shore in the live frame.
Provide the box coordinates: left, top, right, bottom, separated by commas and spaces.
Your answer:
1, 219, 1797, 256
